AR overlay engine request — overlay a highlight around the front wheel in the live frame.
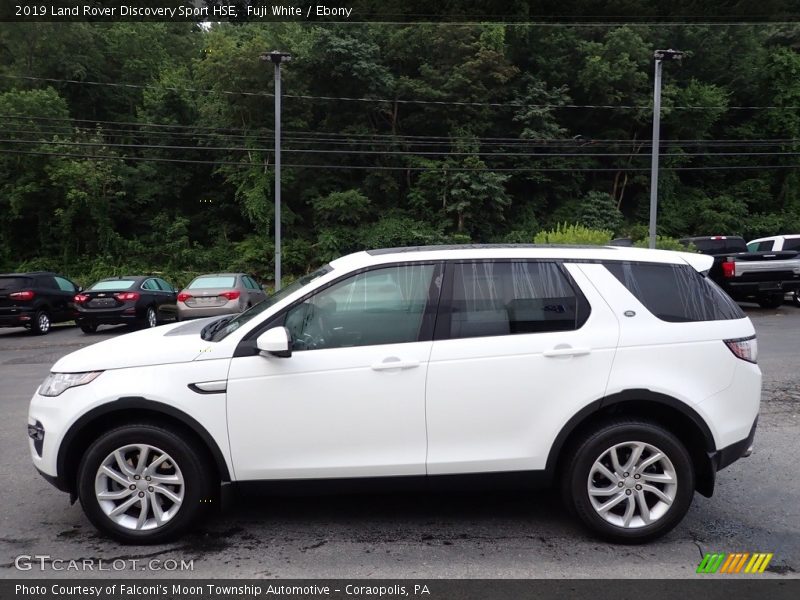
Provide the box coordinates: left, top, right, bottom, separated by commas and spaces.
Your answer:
562, 418, 694, 544
77, 423, 214, 544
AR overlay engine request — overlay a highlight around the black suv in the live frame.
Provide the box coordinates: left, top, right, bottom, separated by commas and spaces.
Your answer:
0, 272, 80, 334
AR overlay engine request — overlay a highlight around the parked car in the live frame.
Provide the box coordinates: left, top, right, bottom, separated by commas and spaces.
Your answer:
679, 235, 800, 308
74, 276, 178, 333
29, 245, 760, 544
747, 235, 800, 307
177, 273, 266, 320
0, 271, 80, 334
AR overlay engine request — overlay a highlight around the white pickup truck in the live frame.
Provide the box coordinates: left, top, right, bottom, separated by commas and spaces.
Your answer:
747, 234, 800, 306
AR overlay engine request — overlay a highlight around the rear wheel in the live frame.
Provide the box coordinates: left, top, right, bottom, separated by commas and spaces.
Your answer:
140, 306, 158, 329
77, 423, 214, 544
757, 293, 783, 309
31, 310, 51, 335
792, 290, 800, 308
80, 323, 97, 334
562, 418, 694, 543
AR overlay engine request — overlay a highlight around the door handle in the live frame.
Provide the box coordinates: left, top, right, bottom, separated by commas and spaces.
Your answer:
543, 346, 591, 358
371, 357, 420, 371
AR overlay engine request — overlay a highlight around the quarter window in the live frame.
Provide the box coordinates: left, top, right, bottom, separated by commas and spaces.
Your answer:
284, 264, 436, 351
54, 276, 76, 292
604, 262, 744, 322
443, 261, 588, 339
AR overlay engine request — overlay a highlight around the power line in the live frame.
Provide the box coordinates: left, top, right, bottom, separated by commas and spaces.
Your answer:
3, 74, 799, 110
5, 137, 800, 159
2, 147, 800, 172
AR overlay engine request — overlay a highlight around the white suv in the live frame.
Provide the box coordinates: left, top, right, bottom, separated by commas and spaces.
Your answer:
28, 245, 760, 544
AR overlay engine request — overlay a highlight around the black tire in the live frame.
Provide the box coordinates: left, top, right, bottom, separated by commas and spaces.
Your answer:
79, 323, 97, 334
757, 293, 783, 309
792, 290, 800, 308
77, 423, 214, 544
139, 306, 158, 329
561, 418, 694, 544
30, 309, 51, 335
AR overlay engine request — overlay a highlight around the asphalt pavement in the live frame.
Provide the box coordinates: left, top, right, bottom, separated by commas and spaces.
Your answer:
0, 309, 798, 579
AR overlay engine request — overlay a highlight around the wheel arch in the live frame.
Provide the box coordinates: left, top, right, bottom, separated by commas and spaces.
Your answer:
56, 397, 231, 496
546, 389, 718, 497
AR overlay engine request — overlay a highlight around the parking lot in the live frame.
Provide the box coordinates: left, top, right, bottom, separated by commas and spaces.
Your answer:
1, 307, 798, 579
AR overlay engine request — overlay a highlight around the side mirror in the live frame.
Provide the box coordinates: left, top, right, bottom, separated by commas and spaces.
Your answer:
76, 286, 83, 293
256, 326, 292, 358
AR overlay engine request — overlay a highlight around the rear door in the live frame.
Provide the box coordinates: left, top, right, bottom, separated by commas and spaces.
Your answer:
154, 278, 178, 320
425, 260, 619, 475
53, 276, 78, 322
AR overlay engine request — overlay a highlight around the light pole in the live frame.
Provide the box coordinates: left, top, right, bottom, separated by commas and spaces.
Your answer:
648, 49, 683, 249
262, 50, 292, 290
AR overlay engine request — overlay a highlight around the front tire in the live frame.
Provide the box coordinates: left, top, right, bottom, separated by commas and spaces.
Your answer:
77, 423, 213, 544
561, 418, 694, 544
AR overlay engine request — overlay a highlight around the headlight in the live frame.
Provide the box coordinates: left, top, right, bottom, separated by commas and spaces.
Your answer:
38, 371, 103, 397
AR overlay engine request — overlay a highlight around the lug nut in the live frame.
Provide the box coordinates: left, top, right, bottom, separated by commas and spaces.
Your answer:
145, 476, 151, 481
133, 475, 140, 480
635, 484, 642, 491
625, 490, 632, 496
618, 482, 624, 487
129, 484, 136, 490
634, 474, 641, 479
148, 486, 154, 492
138, 491, 145, 498
623, 472, 629, 477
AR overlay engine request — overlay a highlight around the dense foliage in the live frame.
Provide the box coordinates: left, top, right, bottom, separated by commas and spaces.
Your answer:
1, 17, 799, 285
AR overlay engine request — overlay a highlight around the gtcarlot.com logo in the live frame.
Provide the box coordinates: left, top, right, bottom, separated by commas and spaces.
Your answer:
696, 552, 773, 574
14, 555, 193, 571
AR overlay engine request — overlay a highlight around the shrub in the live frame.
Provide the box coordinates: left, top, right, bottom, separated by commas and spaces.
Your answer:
533, 223, 612, 245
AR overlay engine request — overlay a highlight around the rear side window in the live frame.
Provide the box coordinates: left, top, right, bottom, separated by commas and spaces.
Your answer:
441, 261, 589, 340
37, 276, 58, 289
747, 241, 774, 252
54, 276, 76, 292
604, 262, 744, 322
783, 238, 800, 251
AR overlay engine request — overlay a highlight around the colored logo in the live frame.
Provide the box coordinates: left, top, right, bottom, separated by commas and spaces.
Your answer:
697, 552, 773, 574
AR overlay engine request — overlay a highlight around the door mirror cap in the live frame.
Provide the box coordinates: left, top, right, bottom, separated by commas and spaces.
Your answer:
256, 326, 292, 358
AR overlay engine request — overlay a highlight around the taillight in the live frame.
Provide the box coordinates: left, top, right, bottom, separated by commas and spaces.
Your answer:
220, 290, 240, 301
114, 292, 140, 301
9, 290, 34, 301
177, 292, 191, 302
724, 335, 758, 363
721, 260, 736, 278
74, 294, 89, 303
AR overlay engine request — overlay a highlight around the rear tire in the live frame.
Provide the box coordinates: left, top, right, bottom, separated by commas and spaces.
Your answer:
757, 293, 783, 309
31, 310, 51, 335
139, 306, 158, 329
792, 290, 800, 308
77, 423, 214, 544
561, 418, 694, 544
80, 323, 97, 334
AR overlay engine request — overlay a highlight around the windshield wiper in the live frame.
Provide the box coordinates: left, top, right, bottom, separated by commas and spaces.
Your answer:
200, 316, 233, 341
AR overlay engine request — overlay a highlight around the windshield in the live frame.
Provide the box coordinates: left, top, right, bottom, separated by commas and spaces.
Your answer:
188, 276, 236, 289
203, 265, 332, 342
90, 280, 136, 291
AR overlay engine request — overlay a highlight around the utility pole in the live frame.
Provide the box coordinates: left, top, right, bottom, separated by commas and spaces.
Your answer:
649, 49, 683, 249
262, 50, 292, 290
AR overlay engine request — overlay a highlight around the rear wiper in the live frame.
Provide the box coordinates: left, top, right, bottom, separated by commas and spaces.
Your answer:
200, 316, 233, 341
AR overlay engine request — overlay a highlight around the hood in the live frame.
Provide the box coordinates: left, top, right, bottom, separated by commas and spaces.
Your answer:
52, 319, 227, 372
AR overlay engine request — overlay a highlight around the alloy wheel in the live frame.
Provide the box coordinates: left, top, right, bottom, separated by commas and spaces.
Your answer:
94, 444, 184, 531
146, 308, 157, 328
587, 441, 677, 529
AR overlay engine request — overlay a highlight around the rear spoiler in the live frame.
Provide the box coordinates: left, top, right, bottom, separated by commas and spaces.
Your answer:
679, 252, 714, 274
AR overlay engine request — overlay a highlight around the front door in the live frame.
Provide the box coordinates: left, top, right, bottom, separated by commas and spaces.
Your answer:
226, 263, 441, 480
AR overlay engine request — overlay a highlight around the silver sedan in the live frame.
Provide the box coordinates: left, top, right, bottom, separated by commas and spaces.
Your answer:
177, 273, 267, 320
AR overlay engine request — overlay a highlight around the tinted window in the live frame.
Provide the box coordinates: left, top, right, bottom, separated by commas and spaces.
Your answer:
783, 238, 800, 251
91, 280, 136, 291
142, 279, 160, 291
243, 276, 257, 290
0, 277, 31, 290
155, 278, 173, 291
688, 238, 747, 255
54, 276, 76, 292
285, 264, 436, 351
188, 276, 236, 289
444, 261, 587, 339
37, 276, 58, 289
605, 262, 744, 322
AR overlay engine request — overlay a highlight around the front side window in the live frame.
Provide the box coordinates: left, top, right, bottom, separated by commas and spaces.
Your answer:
443, 261, 586, 340
285, 264, 436, 351
605, 261, 744, 322
54, 276, 75, 292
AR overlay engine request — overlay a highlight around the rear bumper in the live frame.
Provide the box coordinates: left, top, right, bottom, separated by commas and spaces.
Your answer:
0, 309, 35, 327
178, 303, 240, 319
76, 308, 139, 325
712, 416, 758, 472
724, 279, 800, 297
